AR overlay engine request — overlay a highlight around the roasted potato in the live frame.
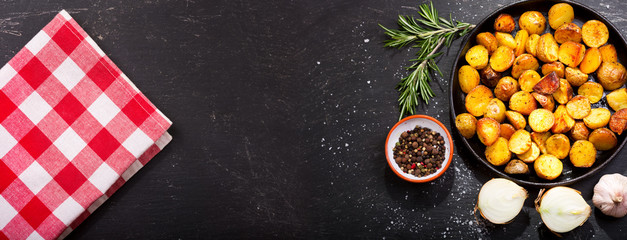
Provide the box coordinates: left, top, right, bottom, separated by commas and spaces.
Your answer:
599, 44, 618, 63
554, 23, 582, 44
466, 45, 489, 69
579, 47, 602, 74
537, 33, 559, 63
558, 41, 586, 68
529, 109, 555, 132
533, 71, 560, 94
552, 104, 575, 134
566, 95, 591, 119
514, 29, 529, 56
500, 123, 516, 140
494, 13, 516, 33
552, 78, 573, 104
519, 70, 542, 92
548, 3, 575, 30
480, 66, 502, 88
476, 32, 499, 55
526, 34, 541, 57
532, 92, 556, 111
494, 76, 519, 101
609, 108, 627, 135
606, 88, 627, 111
484, 98, 507, 123
490, 46, 516, 72
570, 140, 597, 168
509, 91, 537, 115
534, 154, 563, 180
518, 142, 540, 164
531, 131, 552, 154
582, 20, 609, 48
495, 32, 517, 49
578, 81, 604, 103
546, 133, 570, 159
506, 110, 527, 130
571, 121, 590, 141
455, 113, 477, 139
542, 62, 565, 79
509, 129, 532, 154
583, 108, 611, 129
597, 61, 627, 90
512, 54, 540, 79
505, 159, 530, 174
465, 85, 494, 117
485, 137, 511, 166
458, 65, 481, 94
477, 117, 501, 146
519, 11, 546, 35
564, 67, 589, 87
588, 127, 617, 150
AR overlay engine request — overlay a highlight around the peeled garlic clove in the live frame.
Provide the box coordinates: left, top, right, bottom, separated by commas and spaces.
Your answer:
477, 178, 528, 224
593, 173, 627, 218
536, 186, 591, 233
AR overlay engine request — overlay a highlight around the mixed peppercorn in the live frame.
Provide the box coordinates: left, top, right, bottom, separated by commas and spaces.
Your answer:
393, 126, 446, 177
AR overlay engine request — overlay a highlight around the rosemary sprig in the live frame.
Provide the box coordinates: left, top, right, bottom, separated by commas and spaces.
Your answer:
380, 2, 475, 120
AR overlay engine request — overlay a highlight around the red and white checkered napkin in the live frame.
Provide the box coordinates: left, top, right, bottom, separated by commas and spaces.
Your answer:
0, 10, 172, 239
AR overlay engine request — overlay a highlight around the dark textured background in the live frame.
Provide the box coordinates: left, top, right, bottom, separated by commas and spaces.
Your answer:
1, 0, 626, 239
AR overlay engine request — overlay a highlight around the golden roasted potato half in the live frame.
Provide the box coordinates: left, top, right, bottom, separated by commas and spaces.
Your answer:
504, 159, 530, 174
554, 23, 581, 44
519, 70, 542, 92
519, 11, 546, 35
465, 85, 494, 117
571, 121, 590, 141
552, 78, 573, 105
466, 45, 489, 69
582, 20, 609, 48
485, 137, 511, 166
455, 113, 477, 139
588, 127, 617, 150
512, 54, 540, 79
494, 13, 516, 33
599, 44, 618, 63
566, 95, 591, 119
509, 91, 537, 115
558, 41, 585, 68
517, 142, 540, 164
548, 3, 575, 30
459, 65, 481, 94
583, 108, 611, 129
610, 108, 627, 135
579, 47, 602, 74
480, 66, 502, 88
500, 123, 516, 140
506, 110, 527, 130
514, 29, 529, 56
533, 71, 560, 94
597, 61, 627, 90
534, 154, 563, 180
476, 32, 499, 55
490, 46, 516, 72
532, 92, 556, 111
578, 81, 604, 103
526, 34, 541, 57
537, 33, 560, 63
509, 129, 532, 154
531, 131, 552, 154
570, 140, 597, 168
494, 76, 519, 102
477, 117, 501, 146
495, 32, 517, 49
546, 133, 570, 159
606, 88, 627, 111
564, 67, 589, 87
484, 98, 507, 123
552, 104, 575, 134
529, 109, 555, 132
541, 62, 565, 78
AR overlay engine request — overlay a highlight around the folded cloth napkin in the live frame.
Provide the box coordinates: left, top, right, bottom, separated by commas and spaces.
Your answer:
0, 10, 172, 239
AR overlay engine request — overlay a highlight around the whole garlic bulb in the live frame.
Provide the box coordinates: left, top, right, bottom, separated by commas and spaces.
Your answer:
593, 173, 627, 218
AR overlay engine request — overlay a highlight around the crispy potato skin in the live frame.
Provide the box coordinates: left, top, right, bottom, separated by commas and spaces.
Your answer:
582, 20, 609, 48
512, 54, 539, 79
509, 91, 537, 115
506, 111, 527, 130
599, 44, 618, 63
495, 32, 517, 49
570, 121, 590, 141
500, 123, 516, 140
514, 30, 529, 56
477, 32, 499, 54
477, 117, 501, 146
519, 11, 546, 35
534, 154, 563, 180
466, 45, 489, 69
465, 85, 494, 117
541, 62, 565, 78
459, 65, 481, 94
583, 108, 611, 129
494, 14, 516, 33
537, 33, 560, 63
570, 140, 597, 167
533, 71, 560, 94
494, 76, 519, 102
455, 113, 477, 139
509, 129, 532, 154
529, 109, 555, 132
532, 92, 556, 111
579, 47, 602, 74
526, 34, 541, 57
597, 62, 627, 91
484, 98, 507, 123
610, 108, 627, 135
554, 22, 581, 43
548, 3, 575, 30
546, 133, 570, 159
490, 46, 516, 72
564, 67, 589, 87
578, 82, 604, 103
566, 95, 591, 119
485, 137, 511, 166
519, 70, 542, 92
588, 128, 617, 150
552, 78, 573, 105
480, 66, 502, 88
505, 159, 530, 174
558, 41, 585, 68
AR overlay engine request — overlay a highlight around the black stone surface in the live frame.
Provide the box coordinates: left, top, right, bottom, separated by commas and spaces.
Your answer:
1, 0, 625, 239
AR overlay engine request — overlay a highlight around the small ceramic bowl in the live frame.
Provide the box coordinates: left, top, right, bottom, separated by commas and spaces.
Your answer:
385, 115, 454, 183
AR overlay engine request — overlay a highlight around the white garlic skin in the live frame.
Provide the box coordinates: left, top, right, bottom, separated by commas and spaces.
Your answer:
593, 173, 627, 218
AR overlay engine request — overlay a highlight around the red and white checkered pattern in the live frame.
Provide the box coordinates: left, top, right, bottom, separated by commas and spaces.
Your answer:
0, 10, 172, 240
